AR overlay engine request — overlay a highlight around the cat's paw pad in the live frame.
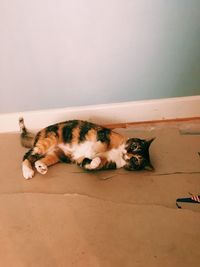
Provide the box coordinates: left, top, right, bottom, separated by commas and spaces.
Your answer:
89, 157, 101, 169
22, 164, 34, 180
35, 161, 48, 175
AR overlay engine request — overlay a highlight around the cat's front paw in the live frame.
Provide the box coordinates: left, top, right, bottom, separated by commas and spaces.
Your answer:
35, 160, 48, 175
86, 157, 101, 170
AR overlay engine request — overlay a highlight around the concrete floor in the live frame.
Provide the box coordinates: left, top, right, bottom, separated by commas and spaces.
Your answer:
0, 120, 200, 267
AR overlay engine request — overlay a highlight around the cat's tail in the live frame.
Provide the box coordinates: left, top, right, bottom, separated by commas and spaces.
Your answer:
19, 117, 35, 148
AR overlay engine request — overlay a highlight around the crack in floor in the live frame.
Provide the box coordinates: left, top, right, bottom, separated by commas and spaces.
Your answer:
153, 171, 200, 176
93, 171, 200, 179
0, 191, 200, 214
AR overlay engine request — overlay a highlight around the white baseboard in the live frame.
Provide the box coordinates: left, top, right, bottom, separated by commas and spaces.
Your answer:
0, 96, 200, 133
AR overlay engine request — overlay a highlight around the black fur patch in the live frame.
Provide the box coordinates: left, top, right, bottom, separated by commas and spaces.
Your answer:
57, 150, 71, 163
45, 124, 59, 137
106, 162, 117, 170
79, 121, 96, 142
59, 155, 71, 163
23, 148, 33, 161
80, 158, 92, 167
23, 149, 43, 165
62, 120, 79, 143
33, 132, 41, 146
97, 128, 111, 144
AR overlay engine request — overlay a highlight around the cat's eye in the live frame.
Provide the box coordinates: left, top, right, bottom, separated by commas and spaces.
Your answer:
131, 143, 138, 150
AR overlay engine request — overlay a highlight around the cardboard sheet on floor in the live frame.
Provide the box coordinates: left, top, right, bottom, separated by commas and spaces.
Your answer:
0, 125, 200, 266
0, 194, 200, 267
0, 129, 199, 208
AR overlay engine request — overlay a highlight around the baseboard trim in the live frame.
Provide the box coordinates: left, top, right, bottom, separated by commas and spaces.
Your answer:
106, 116, 200, 129
0, 96, 200, 133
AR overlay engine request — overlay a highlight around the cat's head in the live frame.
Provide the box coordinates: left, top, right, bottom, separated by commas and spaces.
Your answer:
124, 137, 155, 171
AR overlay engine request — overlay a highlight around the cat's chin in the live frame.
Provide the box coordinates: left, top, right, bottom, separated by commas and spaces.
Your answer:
124, 165, 141, 171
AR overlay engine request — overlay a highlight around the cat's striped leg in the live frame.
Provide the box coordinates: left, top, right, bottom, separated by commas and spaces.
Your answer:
22, 135, 59, 179
35, 149, 71, 175
35, 152, 59, 175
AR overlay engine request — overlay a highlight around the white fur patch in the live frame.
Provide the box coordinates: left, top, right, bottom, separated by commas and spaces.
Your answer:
59, 142, 126, 169
107, 144, 126, 168
22, 162, 34, 179
35, 160, 48, 175
59, 141, 96, 161
85, 157, 101, 170
90, 157, 101, 168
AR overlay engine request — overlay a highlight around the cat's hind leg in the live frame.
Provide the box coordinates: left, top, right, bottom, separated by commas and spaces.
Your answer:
22, 159, 35, 180
22, 135, 59, 179
22, 148, 43, 179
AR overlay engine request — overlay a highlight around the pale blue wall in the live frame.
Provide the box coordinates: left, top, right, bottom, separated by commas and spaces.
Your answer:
0, 0, 200, 113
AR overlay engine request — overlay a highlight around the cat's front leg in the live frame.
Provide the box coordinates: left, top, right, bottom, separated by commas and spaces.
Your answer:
80, 157, 101, 170
87, 157, 101, 170
35, 160, 48, 175
35, 152, 60, 175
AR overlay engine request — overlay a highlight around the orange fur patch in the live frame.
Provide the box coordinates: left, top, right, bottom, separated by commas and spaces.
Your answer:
109, 132, 125, 149
39, 153, 60, 167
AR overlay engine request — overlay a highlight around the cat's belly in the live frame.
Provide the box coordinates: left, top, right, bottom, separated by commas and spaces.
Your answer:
58, 141, 96, 161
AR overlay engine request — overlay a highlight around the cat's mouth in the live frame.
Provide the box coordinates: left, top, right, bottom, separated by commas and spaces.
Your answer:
123, 154, 131, 161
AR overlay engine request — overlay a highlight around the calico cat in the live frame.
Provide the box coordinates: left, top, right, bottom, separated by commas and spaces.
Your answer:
19, 118, 155, 179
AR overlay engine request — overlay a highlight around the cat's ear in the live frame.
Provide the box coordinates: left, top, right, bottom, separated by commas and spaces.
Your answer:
146, 137, 156, 146
144, 163, 154, 171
